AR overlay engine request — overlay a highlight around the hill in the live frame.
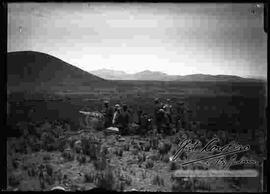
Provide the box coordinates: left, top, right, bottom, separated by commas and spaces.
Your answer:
7, 51, 107, 92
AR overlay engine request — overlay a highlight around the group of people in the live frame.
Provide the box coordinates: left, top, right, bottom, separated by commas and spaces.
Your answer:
101, 101, 131, 135
101, 98, 193, 136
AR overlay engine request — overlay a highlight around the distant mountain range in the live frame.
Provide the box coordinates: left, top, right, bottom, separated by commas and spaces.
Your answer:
90, 69, 262, 82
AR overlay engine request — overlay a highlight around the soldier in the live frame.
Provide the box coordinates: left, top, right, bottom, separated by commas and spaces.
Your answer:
181, 104, 189, 130
164, 99, 173, 123
139, 113, 150, 135
175, 102, 181, 131
112, 104, 121, 126
153, 98, 163, 133
163, 100, 174, 135
137, 107, 143, 125
127, 105, 134, 123
162, 108, 171, 135
101, 100, 114, 128
157, 108, 166, 134
118, 104, 130, 135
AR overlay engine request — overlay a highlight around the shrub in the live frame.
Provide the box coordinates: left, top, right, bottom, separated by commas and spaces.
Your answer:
8, 174, 21, 187
61, 150, 74, 162
41, 132, 56, 151
27, 165, 37, 177
148, 153, 160, 161
158, 142, 172, 155
123, 144, 130, 151
115, 148, 123, 157
29, 140, 41, 152
133, 143, 141, 151
141, 170, 147, 179
77, 154, 86, 165
143, 142, 151, 152
28, 124, 39, 137
93, 156, 107, 171
170, 161, 178, 171
171, 178, 192, 192
45, 164, 53, 177
69, 138, 77, 149
193, 179, 210, 191
15, 138, 27, 154
145, 159, 154, 169
57, 138, 67, 152
152, 175, 164, 186
81, 138, 101, 160
95, 167, 116, 191
131, 149, 139, 156
119, 174, 132, 188
12, 158, 20, 169
44, 173, 54, 185
103, 145, 110, 154
162, 154, 170, 163
150, 137, 159, 150
171, 148, 176, 155
43, 153, 51, 161
171, 180, 181, 192
137, 152, 146, 164
46, 143, 57, 152
84, 171, 95, 183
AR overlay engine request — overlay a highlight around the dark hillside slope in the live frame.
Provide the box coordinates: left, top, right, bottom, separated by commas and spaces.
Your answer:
7, 51, 107, 91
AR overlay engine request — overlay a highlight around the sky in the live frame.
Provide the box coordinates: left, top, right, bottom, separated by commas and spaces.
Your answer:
8, 3, 267, 78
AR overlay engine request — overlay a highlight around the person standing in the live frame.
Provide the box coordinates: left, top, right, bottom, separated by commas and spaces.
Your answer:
180, 103, 189, 130
139, 113, 149, 135
157, 108, 166, 134
154, 98, 163, 133
101, 100, 113, 128
112, 104, 121, 126
164, 99, 173, 123
163, 99, 174, 135
137, 108, 143, 126
118, 104, 130, 135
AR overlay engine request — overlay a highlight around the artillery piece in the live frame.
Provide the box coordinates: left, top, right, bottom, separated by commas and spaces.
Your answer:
78, 110, 104, 130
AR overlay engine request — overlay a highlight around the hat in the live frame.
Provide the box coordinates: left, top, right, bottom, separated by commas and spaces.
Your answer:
104, 100, 109, 104
154, 98, 159, 102
115, 104, 120, 108
158, 109, 165, 113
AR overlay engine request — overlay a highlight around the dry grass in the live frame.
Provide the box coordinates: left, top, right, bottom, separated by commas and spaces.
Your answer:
152, 174, 165, 186
145, 159, 154, 169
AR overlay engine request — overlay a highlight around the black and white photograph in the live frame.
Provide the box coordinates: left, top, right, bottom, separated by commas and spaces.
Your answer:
6, 2, 267, 192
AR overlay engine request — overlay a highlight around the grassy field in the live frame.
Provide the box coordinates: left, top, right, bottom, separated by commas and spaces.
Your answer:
7, 122, 263, 191
6, 80, 266, 191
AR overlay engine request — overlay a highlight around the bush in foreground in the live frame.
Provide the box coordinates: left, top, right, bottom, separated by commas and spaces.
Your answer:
152, 174, 165, 186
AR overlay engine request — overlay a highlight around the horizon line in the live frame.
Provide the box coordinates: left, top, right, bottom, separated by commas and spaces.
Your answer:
90, 68, 266, 80
7, 50, 266, 80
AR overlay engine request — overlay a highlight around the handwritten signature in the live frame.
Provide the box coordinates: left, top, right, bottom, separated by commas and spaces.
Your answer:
170, 138, 256, 169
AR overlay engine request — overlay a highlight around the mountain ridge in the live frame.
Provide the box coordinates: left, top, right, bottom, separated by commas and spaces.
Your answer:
90, 68, 262, 82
